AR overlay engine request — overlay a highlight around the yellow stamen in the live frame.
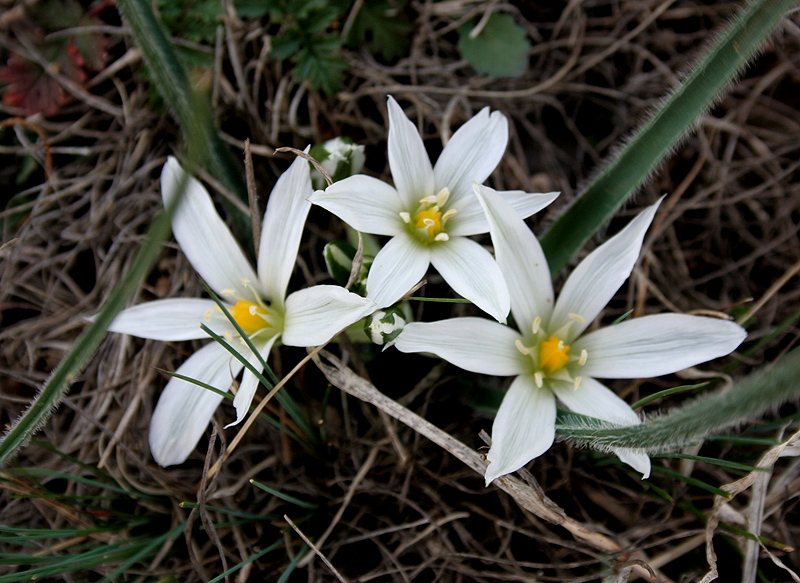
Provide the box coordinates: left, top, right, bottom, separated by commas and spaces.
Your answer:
568, 313, 585, 323
532, 316, 541, 335
534, 372, 544, 388
578, 349, 588, 366
230, 300, 270, 335
573, 376, 582, 391
515, 339, 530, 355
538, 336, 571, 375
408, 188, 455, 242
435, 187, 450, 207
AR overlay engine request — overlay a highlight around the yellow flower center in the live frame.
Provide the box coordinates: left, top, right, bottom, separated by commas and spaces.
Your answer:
230, 300, 271, 335
538, 336, 570, 375
514, 315, 589, 390
399, 187, 456, 243
413, 207, 443, 238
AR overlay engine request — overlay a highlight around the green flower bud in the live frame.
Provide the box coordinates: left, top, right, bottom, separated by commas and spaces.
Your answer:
309, 137, 366, 190
364, 309, 407, 347
323, 240, 372, 297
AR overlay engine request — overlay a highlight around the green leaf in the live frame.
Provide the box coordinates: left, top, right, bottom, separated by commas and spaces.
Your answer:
291, 35, 346, 94
345, 0, 411, 60
555, 348, 800, 453
457, 13, 530, 78
0, 169, 190, 467
539, 0, 800, 275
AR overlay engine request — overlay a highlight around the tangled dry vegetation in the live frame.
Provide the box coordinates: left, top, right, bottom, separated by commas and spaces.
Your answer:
1, 0, 800, 581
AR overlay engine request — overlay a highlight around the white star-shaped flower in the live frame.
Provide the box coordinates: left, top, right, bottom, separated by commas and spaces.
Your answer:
396, 185, 746, 484
308, 95, 558, 322
106, 156, 374, 466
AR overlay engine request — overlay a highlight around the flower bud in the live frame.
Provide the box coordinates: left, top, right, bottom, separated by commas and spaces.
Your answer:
309, 137, 366, 190
364, 308, 407, 347
323, 240, 372, 297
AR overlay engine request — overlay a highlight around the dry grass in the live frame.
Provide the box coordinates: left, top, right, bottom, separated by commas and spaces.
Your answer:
1, 0, 800, 581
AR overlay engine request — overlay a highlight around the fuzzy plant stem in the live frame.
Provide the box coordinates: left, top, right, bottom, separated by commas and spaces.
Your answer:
0, 172, 189, 467
540, 0, 799, 275
555, 349, 800, 453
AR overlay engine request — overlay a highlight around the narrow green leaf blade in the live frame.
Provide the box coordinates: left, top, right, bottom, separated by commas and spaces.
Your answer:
540, 0, 799, 274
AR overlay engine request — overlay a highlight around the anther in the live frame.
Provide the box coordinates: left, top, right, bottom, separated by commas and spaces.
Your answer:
435, 187, 450, 206
515, 339, 530, 355
534, 372, 544, 388
419, 195, 438, 205
578, 349, 587, 366
220, 289, 236, 296
434, 233, 449, 242
240, 278, 251, 287
568, 313, 585, 323
573, 376, 582, 391
532, 316, 541, 335
441, 209, 457, 221
399, 212, 411, 223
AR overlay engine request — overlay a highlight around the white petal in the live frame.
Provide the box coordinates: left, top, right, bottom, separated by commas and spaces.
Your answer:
107, 298, 218, 341
433, 107, 508, 204
161, 157, 259, 298
550, 376, 649, 479
485, 375, 556, 484
308, 175, 406, 236
551, 200, 661, 339
387, 96, 434, 201
575, 313, 746, 379
282, 286, 376, 346
472, 183, 554, 332
550, 376, 641, 426
615, 450, 651, 479
149, 342, 243, 466
450, 188, 559, 237
258, 152, 312, 306
429, 237, 510, 322
229, 335, 279, 426
394, 319, 526, 376
366, 234, 430, 309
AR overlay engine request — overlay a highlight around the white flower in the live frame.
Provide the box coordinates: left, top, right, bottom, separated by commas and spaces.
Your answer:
395, 185, 747, 484
106, 156, 375, 466
308, 95, 558, 322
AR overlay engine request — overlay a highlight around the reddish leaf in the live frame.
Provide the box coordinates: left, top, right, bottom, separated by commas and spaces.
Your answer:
0, 53, 68, 117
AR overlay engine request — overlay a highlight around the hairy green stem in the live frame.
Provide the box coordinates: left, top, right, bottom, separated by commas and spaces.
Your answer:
540, 0, 799, 274
556, 349, 800, 451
